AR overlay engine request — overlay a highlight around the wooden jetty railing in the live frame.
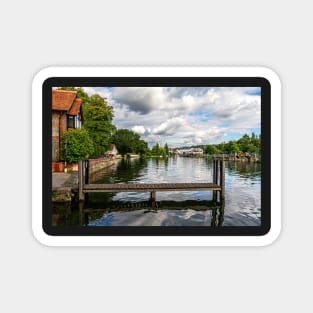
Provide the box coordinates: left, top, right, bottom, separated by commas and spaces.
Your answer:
78, 159, 225, 202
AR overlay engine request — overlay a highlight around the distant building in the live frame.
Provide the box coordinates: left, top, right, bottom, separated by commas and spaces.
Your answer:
52, 90, 83, 171
104, 144, 118, 158
191, 148, 204, 155
177, 147, 204, 157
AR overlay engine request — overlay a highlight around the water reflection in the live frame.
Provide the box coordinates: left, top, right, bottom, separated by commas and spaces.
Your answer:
52, 157, 261, 227
227, 161, 261, 180
52, 199, 225, 227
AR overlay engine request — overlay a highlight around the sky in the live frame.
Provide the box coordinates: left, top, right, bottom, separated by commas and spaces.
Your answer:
82, 86, 261, 148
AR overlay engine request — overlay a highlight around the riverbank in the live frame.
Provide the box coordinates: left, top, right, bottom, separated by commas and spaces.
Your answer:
52, 172, 78, 189
52, 172, 78, 202
52, 157, 117, 203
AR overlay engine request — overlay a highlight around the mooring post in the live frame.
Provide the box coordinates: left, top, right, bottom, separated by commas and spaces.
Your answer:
85, 159, 90, 184
220, 159, 225, 200
213, 159, 216, 184
84, 159, 90, 201
218, 199, 225, 226
215, 159, 219, 184
150, 190, 156, 202
212, 159, 218, 202
213, 190, 217, 202
211, 208, 217, 227
78, 160, 85, 202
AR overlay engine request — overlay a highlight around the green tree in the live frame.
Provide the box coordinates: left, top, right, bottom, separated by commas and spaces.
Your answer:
112, 129, 148, 156
246, 143, 258, 153
251, 133, 261, 154
151, 143, 160, 155
205, 145, 220, 155
217, 142, 227, 153
225, 141, 240, 154
58, 87, 116, 157
136, 139, 149, 155
83, 94, 116, 157
237, 134, 248, 152
60, 128, 94, 164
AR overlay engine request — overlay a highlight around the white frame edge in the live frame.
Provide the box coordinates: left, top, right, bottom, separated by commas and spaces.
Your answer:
32, 66, 281, 246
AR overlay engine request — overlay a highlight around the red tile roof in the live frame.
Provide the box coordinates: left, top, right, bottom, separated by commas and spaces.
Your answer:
68, 98, 82, 116
52, 90, 77, 111
52, 89, 83, 119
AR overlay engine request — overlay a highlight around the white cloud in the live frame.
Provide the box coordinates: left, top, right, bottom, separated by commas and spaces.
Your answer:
112, 87, 166, 114
131, 125, 146, 135
83, 86, 261, 147
152, 117, 186, 135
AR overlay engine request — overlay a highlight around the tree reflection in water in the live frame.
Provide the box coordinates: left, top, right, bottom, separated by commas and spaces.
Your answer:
52, 156, 260, 227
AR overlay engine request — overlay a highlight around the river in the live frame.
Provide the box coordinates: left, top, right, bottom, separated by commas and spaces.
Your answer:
76, 156, 261, 227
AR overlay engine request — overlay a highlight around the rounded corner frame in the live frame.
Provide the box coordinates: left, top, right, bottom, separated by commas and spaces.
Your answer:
32, 66, 281, 246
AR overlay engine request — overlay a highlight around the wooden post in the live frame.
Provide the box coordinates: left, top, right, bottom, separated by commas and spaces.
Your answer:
218, 199, 225, 226
78, 160, 85, 201
211, 208, 217, 227
213, 190, 217, 202
85, 159, 90, 202
85, 159, 90, 184
215, 159, 219, 184
150, 190, 156, 202
213, 159, 218, 202
220, 160, 225, 200
212, 159, 215, 183
213, 159, 217, 184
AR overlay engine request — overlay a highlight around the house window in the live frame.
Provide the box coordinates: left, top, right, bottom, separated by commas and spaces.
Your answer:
67, 114, 82, 129
67, 115, 75, 129
76, 113, 82, 128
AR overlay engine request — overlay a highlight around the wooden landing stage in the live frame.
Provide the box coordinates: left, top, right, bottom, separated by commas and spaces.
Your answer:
78, 159, 225, 202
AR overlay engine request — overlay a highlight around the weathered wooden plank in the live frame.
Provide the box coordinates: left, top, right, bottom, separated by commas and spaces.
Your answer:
83, 182, 222, 193
84, 183, 221, 189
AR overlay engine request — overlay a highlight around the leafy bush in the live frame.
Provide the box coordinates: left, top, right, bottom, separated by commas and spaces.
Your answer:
60, 128, 94, 164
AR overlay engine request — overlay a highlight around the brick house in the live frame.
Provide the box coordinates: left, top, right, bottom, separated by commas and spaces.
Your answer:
52, 89, 83, 172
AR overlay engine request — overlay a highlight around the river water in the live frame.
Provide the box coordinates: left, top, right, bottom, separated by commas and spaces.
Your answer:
78, 157, 261, 227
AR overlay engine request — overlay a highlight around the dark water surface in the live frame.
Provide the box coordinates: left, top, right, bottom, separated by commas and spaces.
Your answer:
75, 157, 260, 227
53, 157, 261, 227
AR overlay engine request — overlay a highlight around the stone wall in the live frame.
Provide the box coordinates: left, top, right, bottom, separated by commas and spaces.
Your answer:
89, 159, 120, 183
89, 158, 115, 174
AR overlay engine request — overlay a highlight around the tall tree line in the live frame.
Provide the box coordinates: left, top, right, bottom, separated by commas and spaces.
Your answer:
205, 133, 261, 155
